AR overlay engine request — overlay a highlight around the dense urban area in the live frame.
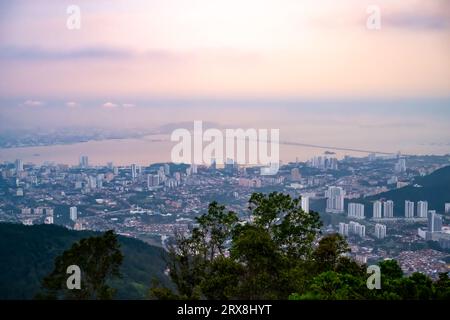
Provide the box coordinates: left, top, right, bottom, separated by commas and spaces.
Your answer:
1, 152, 449, 279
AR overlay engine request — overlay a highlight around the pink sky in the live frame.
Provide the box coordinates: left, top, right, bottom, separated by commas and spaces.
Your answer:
0, 0, 449, 100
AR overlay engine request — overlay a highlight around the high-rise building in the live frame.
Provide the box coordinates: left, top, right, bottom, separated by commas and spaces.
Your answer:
445, 203, 450, 214
191, 164, 198, 174
338, 222, 349, 237
131, 164, 139, 180
164, 164, 170, 176
405, 200, 414, 218
349, 221, 365, 238
308, 156, 338, 170
325, 186, 345, 213
373, 201, 382, 219
70, 206, 77, 221
291, 168, 301, 181
348, 203, 365, 219
428, 211, 442, 233
15, 159, 24, 173
384, 200, 394, 218
147, 174, 160, 188
88, 176, 97, 189
374, 224, 387, 239
395, 158, 406, 173
417, 201, 428, 218
301, 196, 309, 213
79, 156, 89, 168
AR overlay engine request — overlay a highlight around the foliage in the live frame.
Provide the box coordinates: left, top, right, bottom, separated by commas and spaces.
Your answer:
0, 223, 169, 299
151, 192, 450, 300
37, 230, 123, 299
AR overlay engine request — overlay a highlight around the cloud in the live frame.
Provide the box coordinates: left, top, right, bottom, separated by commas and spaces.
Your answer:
66, 101, 79, 108
101, 102, 119, 109
122, 103, 135, 108
383, 12, 449, 30
0, 46, 134, 61
21, 99, 44, 107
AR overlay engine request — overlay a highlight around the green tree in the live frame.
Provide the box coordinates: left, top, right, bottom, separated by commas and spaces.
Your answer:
153, 202, 238, 299
152, 192, 322, 300
248, 193, 322, 259
312, 233, 350, 274
37, 230, 123, 300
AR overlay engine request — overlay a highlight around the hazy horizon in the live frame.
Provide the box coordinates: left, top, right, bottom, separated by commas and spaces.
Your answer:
1, 1, 449, 161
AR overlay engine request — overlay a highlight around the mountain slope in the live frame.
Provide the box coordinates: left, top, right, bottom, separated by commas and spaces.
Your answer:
365, 165, 450, 216
0, 223, 170, 299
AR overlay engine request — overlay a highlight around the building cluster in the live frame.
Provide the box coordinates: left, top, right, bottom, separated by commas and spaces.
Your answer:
307, 156, 338, 170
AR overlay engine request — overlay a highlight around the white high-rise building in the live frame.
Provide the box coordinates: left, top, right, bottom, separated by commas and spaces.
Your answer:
349, 221, 365, 238
373, 201, 382, 219
384, 200, 394, 218
191, 164, 198, 174
428, 211, 443, 233
338, 222, 349, 237
79, 156, 89, 168
405, 200, 414, 218
70, 206, 77, 221
164, 164, 170, 175
417, 201, 428, 218
131, 164, 139, 180
326, 186, 345, 213
395, 158, 406, 173
15, 159, 24, 172
445, 203, 450, 214
88, 176, 97, 189
301, 196, 309, 213
374, 224, 387, 239
348, 203, 365, 219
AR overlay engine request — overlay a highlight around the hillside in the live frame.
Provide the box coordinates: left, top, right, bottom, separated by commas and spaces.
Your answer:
0, 223, 170, 299
365, 165, 450, 216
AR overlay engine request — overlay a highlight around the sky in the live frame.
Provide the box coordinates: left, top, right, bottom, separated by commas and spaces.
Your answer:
0, 0, 449, 134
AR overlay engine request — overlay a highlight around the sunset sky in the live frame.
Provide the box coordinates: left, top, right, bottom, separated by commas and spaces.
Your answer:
0, 0, 449, 101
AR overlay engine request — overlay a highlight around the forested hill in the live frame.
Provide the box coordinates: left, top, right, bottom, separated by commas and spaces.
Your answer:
0, 223, 170, 299
365, 165, 450, 216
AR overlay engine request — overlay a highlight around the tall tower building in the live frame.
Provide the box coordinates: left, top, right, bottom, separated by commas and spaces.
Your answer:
290, 168, 301, 181
131, 164, 139, 180
338, 223, 349, 237
164, 164, 170, 176
301, 196, 309, 213
374, 224, 387, 239
79, 156, 89, 168
15, 159, 24, 173
428, 211, 443, 233
383, 200, 394, 218
405, 200, 414, 218
348, 203, 365, 219
395, 158, 406, 173
70, 206, 77, 221
417, 201, 428, 218
325, 186, 345, 213
373, 201, 382, 219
